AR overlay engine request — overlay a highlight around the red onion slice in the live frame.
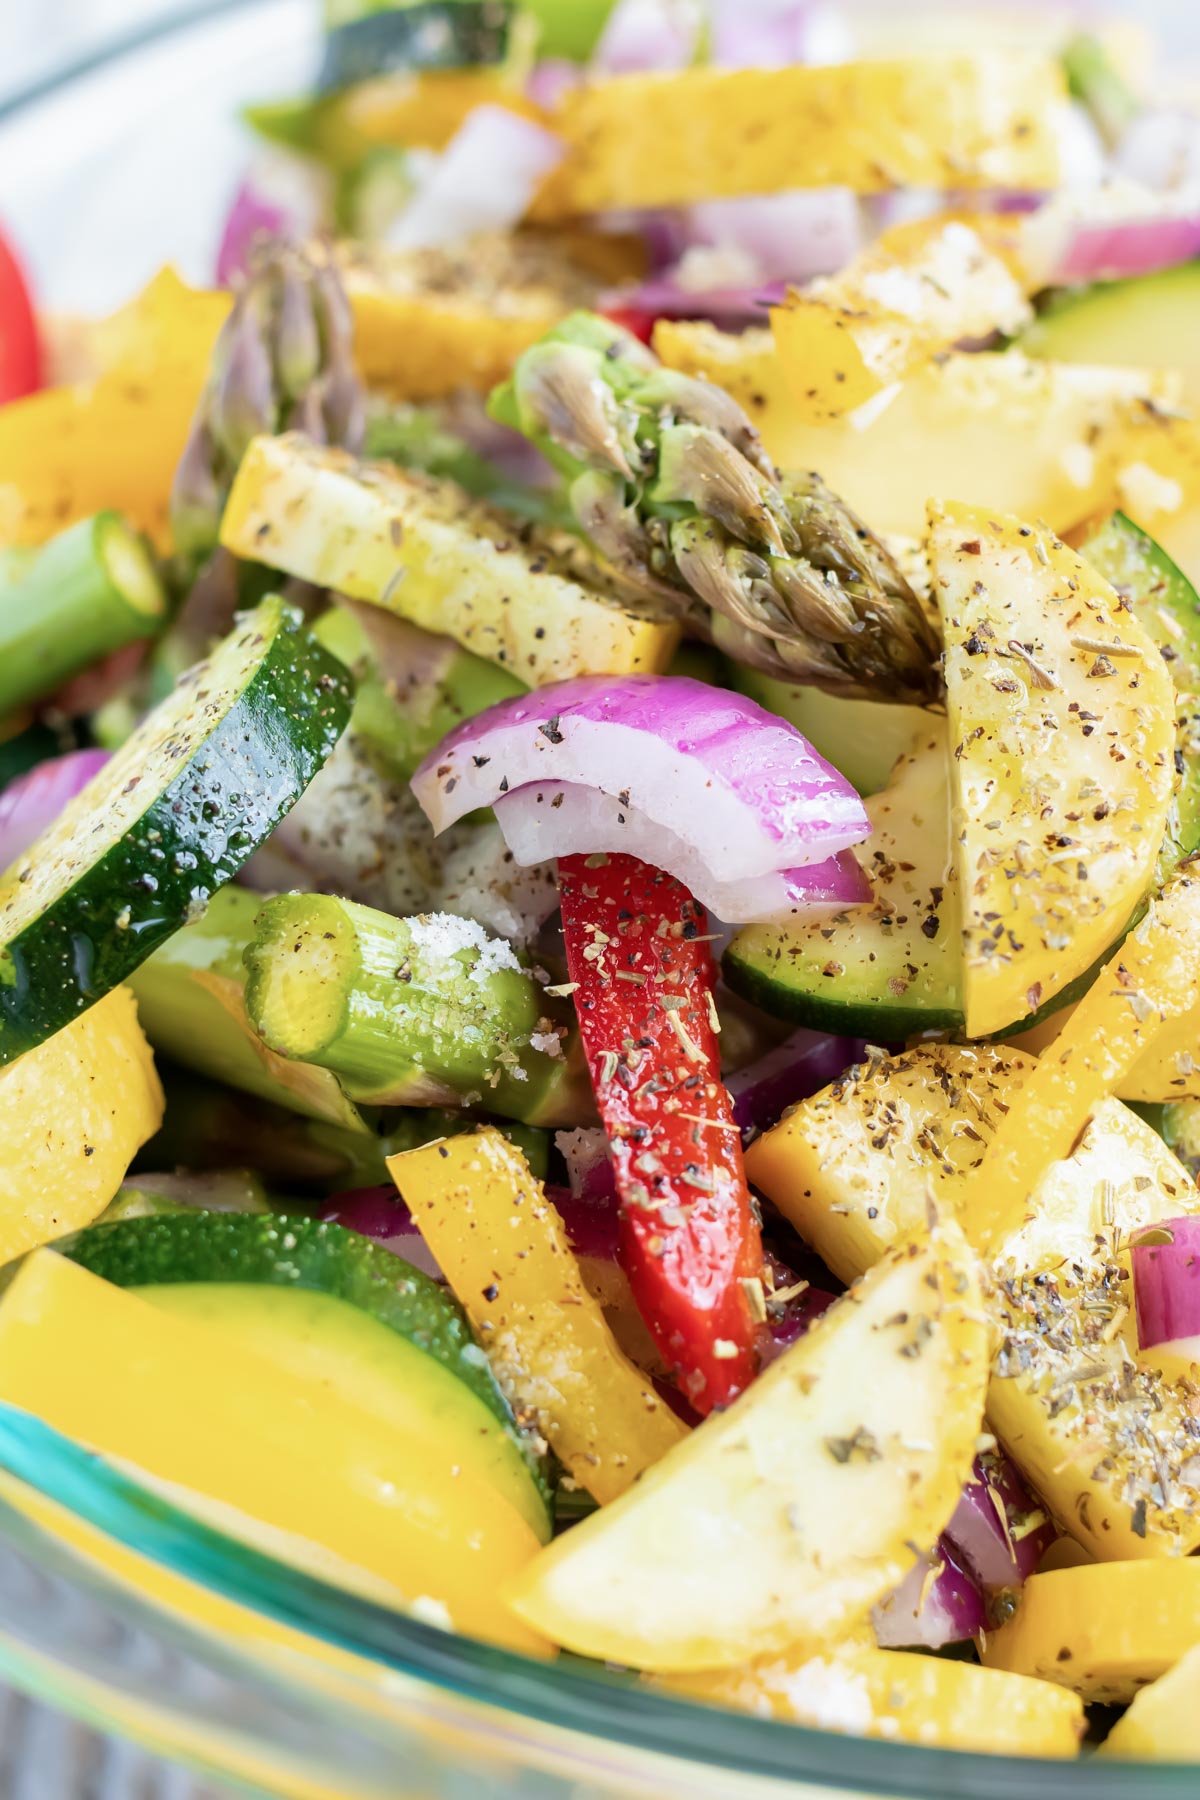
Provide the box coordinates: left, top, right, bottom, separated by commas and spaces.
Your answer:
388, 106, 564, 252
709, 0, 850, 69
725, 1026, 863, 1136
592, 0, 701, 74
216, 179, 295, 288
494, 780, 868, 924
872, 1541, 986, 1650
944, 1448, 1055, 1592
412, 674, 869, 883
0, 750, 110, 871
320, 1184, 444, 1281
1133, 1216, 1200, 1350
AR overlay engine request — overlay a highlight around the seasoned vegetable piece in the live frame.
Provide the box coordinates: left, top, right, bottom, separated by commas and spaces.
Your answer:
982, 1563, 1200, 1703
528, 54, 1064, 219
654, 327, 1184, 539
491, 312, 939, 702
728, 666, 923, 798
244, 893, 590, 1127
504, 1222, 988, 1670
0, 597, 352, 1064
0, 1250, 547, 1652
1022, 264, 1200, 400
388, 1128, 687, 1505
660, 1646, 1083, 1756
930, 501, 1175, 1037
0, 988, 163, 1264
558, 853, 764, 1411
747, 1042, 1200, 1559
55, 1210, 550, 1539
220, 434, 679, 684
127, 887, 369, 1130
771, 217, 1031, 423
1099, 1642, 1200, 1759
0, 514, 165, 714
725, 727, 962, 1037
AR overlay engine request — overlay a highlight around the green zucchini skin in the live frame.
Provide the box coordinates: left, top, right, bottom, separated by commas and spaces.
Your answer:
53, 1210, 551, 1517
319, 2, 516, 94
0, 599, 353, 1064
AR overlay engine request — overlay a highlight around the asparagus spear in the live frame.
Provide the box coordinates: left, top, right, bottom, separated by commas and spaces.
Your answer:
244, 893, 593, 1127
490, 311, 941, 704
171, 240, 366, 561
0, 514, 165, 714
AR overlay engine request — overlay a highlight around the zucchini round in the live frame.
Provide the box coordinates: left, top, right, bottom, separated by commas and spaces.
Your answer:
319, 2, 516, 94
0, 597, 352, 1064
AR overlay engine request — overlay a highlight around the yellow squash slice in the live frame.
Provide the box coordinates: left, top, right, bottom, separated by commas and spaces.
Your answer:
661, 1645, 1083, 1756
654, 325, 1183, 539
388, 1128, 687, 1505
982, 1563, 1200, 1703
771, 217, 1031, 422
220, 434, 680, 685
1099, 1642, 1200, 1759
930, 501, 1175, 1037
0, 1250, 547, 1654
0, 988, 163, 1263
529, 54, 1063, 219
746, 1042, 1200, 1560
503, 1223, 988, 1670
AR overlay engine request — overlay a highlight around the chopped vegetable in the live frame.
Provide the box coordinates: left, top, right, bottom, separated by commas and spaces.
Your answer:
220, 433, 680, 683
245, 892, 589, 1126
872, 1543, 985, 1651
558, 852, 764, 1409
931, 501, 1175, 1038
389, 107, 564, 252
1132, 1214, 1200, 1349
388, 1127, 687, 1504
491, 312, 939, 700
528, 54, 1064, 219
0, 1250, 547, 1652
1099, 1643, 1200, 1760
0, 751, 110, 871
1021, 263, 1200, 403
0, 987, 163, 1265
503, 1221, 988, 1669
945, 1449, 1055, 1598
0, 227, 40, 403
771, 217, 1031, 423
728, 666, 923, 799
0, 597, 352, 1064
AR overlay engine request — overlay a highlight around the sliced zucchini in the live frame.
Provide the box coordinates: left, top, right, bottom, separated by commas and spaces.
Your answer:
1079, 510, 1200, 876
931, 502, 1175, 1038
220, 434, 680, 685
730, 664, 924, 798
1022, 264, 1200, 394
0, 598, 352, 1064
53, 1210, 551, 1539
724, 727, 961, 1037
319, 3, 517, 94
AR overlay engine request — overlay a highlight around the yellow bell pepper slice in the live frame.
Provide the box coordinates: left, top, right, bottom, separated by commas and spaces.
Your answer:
502, 1222, 988, 1670
973, 868, 1200, 1252
982, 1562, 1200, 1702
0, 988, 163, 1263
0, 1250, 547, 1654
342, 70, 542, 151
1099, 1641, 1200, 1759
387, 1128, 687, 1505
930, 500, 1175, 1042
528, 54, 1064, 220
653, 324, 1183, 539
660, 1645, 1084, 1756
771, 216, 1032, 422
221, 433, 679, 685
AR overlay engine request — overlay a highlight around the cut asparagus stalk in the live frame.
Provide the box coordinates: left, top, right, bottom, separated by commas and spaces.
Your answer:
489, 312, 940, 703
244, 893, 593, 1127
219, 432, 681, 685
127, 886, 370, 1132
0, 513, 166, 713
312, 603, 526, 784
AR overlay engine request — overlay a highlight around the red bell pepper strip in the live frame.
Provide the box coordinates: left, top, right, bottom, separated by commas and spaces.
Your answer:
599, 304, 658, 346
0, 227, 41, 403
559, 850, 765, 1412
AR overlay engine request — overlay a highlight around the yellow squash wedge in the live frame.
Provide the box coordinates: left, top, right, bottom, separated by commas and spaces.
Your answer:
529, 54, 1063, 219
746, 1042, 1200, 1561
982, 1563, 1200, 1703
503, 1223, 989, 1670
1099, 1641, 1200, 1758
388, 1128, 687, 1505
342, 69, 542, 151
0, 988, 163, 1264
221, 433, 679, 684
930, 500, 1175, 1038
654, 324, 1183, 539
0, 1250, 547, 1654
771, 217, 1031, 422
660, 1645, 1084, 1756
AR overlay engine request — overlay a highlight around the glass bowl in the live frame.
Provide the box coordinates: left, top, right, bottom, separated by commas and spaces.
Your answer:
0, 6, 1192, 1792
